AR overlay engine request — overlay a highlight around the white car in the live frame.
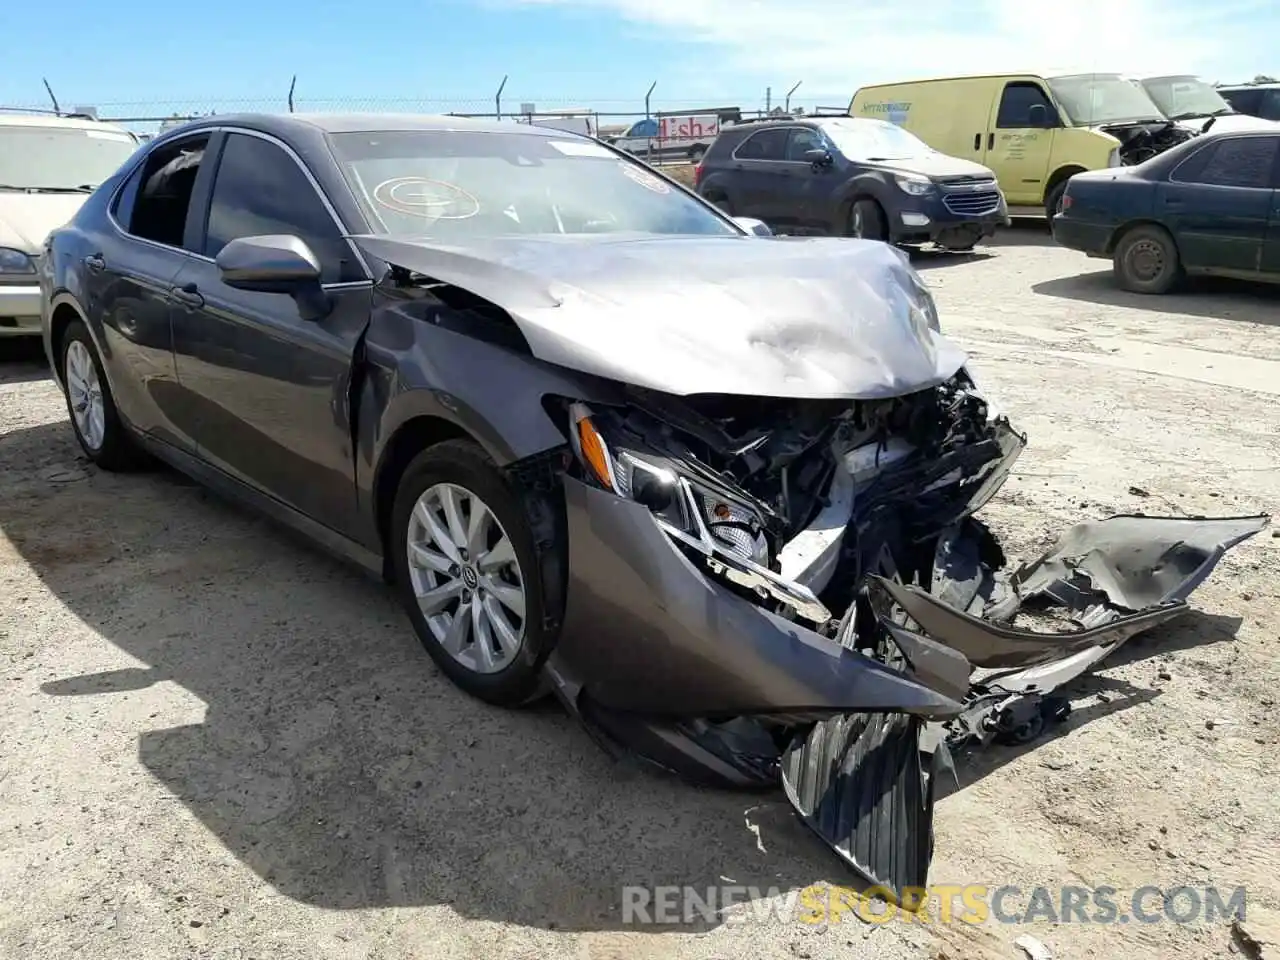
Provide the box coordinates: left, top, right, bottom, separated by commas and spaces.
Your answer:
1136, 75, 1280, 135
1, 112, 139, 337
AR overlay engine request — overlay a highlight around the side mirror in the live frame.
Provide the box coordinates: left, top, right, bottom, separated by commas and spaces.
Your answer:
804, 148, 833, 166
1027, 104, 1049, 128
215, 234, 331, 321
732, 216, 773, 236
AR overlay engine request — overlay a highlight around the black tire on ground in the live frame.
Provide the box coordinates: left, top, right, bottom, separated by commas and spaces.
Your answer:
59, 319, 148, 471
849, 198, 887, 241
390, 438, 559, 707
1112, 224, 1181, 295
1044, 180, 1071, 220
704, 191, 733, 215
689, 145, 706, 162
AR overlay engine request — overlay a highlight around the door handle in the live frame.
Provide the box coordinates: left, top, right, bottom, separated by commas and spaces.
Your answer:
170, 282, 204, 308
974, 133, 981, 151
987, 132, 995, 150
83, 253, 105, 272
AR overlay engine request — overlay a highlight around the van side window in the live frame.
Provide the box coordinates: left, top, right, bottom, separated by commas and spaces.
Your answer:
997, 83, 1055, 129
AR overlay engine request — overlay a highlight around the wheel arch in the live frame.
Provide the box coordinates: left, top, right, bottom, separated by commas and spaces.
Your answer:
1043, 165, 1088, 205
47, 295, 93, 390
1106, 218, 1178, 256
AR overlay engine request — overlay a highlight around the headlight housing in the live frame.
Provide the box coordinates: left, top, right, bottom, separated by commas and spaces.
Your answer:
893, 173, 933, 196
0, 247, 36, 275
566, 402, 832, 623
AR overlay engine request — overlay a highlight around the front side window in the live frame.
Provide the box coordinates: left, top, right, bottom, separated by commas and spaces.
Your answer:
0, 124, 138, 193
204, 133, 363, 283
996, 83, 1056, 129
785, 127, 824, 160
329, 130, 738, 239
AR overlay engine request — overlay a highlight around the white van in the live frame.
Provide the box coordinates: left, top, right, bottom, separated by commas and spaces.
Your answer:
0, 112, 140, 337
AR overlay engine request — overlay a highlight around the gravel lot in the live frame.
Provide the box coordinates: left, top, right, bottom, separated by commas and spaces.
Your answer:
2, 230, 1279, 960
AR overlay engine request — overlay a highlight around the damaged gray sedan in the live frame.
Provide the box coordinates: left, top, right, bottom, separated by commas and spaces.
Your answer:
40, 114, 1268, 900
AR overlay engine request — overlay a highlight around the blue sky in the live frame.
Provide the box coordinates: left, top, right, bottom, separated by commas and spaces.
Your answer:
3, 0, 1277, 124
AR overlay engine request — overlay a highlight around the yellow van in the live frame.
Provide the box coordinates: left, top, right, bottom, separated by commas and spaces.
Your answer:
849, 73, 1191, 218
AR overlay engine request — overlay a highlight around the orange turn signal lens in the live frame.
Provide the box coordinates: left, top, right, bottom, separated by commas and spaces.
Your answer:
575, 415, 615, 490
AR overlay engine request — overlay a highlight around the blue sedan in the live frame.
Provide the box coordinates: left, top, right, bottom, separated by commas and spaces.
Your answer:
1051, 129, 1280, 294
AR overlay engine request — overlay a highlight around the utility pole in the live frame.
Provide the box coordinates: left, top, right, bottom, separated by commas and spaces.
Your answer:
765, 86, 771, 114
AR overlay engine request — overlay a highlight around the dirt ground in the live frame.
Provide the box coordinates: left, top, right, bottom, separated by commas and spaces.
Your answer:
2, 229, 1279, 960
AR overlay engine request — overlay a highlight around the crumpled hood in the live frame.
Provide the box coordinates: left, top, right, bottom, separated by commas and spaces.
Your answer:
352, 233, 968, 400
0, 194, 88, 252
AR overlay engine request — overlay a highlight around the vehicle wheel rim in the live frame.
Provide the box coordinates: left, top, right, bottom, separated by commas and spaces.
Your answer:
406, 482, 527, 674
851, 208, 864, 238
65, 340, 105, 451
1127, 239, 1165, 282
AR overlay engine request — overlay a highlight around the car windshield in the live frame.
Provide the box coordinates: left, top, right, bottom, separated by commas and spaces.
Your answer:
329, 130, 738, 239
1139, 76, 1234, 119
821, 118, 931, 160
1046, 74, 1167, 125
0, 125, 139, 191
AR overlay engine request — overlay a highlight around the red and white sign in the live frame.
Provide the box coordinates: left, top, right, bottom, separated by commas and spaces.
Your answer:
656, 114, 719, 142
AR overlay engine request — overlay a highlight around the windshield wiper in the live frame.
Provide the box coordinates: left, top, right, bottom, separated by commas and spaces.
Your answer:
1168, 111, 1208, 121
1211, 107, 1236, 116
0, 184, 35, 192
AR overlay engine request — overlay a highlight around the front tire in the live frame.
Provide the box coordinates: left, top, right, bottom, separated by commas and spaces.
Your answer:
1044, 180, 1071, 220
1113, 224, 1181, 294
390, 439, 558, 707
60, 319, 147, 471
849, 199, 887, 241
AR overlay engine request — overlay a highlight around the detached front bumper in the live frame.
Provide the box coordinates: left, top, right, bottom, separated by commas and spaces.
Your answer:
0, 284, 42, 337
549, 476, 962, 720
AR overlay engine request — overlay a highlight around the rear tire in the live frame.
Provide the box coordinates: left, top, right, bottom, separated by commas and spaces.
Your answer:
849, 199, 887, 241
390, 439, 560, 707
1112, 224, 1181, 294
703, 191, 733, 215
59, 320, 148, 471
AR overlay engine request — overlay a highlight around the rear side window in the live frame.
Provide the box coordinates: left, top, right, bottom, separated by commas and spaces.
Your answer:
1174, 136, 1279, 188
1261, 90, 1280, 122
997, 83, 1055, 128
203, 132, 363, 283
735, 128, 788, 160
116, 136, 210, 251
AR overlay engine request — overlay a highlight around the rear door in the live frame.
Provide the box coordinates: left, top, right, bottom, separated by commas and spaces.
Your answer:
1159, 134, 1278, 275
169, 129, 374, 539
88, 132, 214, 451
983, 80, 1057, 206
730, 127, 792, 228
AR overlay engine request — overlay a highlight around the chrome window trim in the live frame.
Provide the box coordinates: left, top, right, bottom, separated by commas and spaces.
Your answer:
105, 124, 375, 285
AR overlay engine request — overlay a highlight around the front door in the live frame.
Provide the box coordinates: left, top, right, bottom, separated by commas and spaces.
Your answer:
782, 127, 841, 234
983, 81, 1057, 207
1159, 134, 1278, 275
730, 127, 792, 228
169, 130, 373, 540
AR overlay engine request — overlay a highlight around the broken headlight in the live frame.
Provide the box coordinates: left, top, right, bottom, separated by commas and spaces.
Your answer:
567, 402, 831, 624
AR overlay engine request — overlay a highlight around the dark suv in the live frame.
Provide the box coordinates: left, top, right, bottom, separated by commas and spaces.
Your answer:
695, 116, 1009, 250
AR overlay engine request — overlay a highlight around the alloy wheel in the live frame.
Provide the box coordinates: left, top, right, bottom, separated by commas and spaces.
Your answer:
66, 340, 105, 451
405, 482, 527, 674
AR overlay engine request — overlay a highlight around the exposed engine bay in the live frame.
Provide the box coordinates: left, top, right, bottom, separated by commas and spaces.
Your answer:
553, 373, 1267, 897
1102, 120, 1197, 164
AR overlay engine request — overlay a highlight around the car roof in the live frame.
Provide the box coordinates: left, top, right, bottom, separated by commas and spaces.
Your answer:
0, 111, 134, 134
158, 112, 583, 138
1217, 83, 1280, 91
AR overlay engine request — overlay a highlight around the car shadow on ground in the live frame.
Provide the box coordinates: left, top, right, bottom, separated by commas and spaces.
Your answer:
1033, 271, 1280, 325
1, 418, 1241, 932
0, 337, 51, 385
910, 222, 1053, 271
